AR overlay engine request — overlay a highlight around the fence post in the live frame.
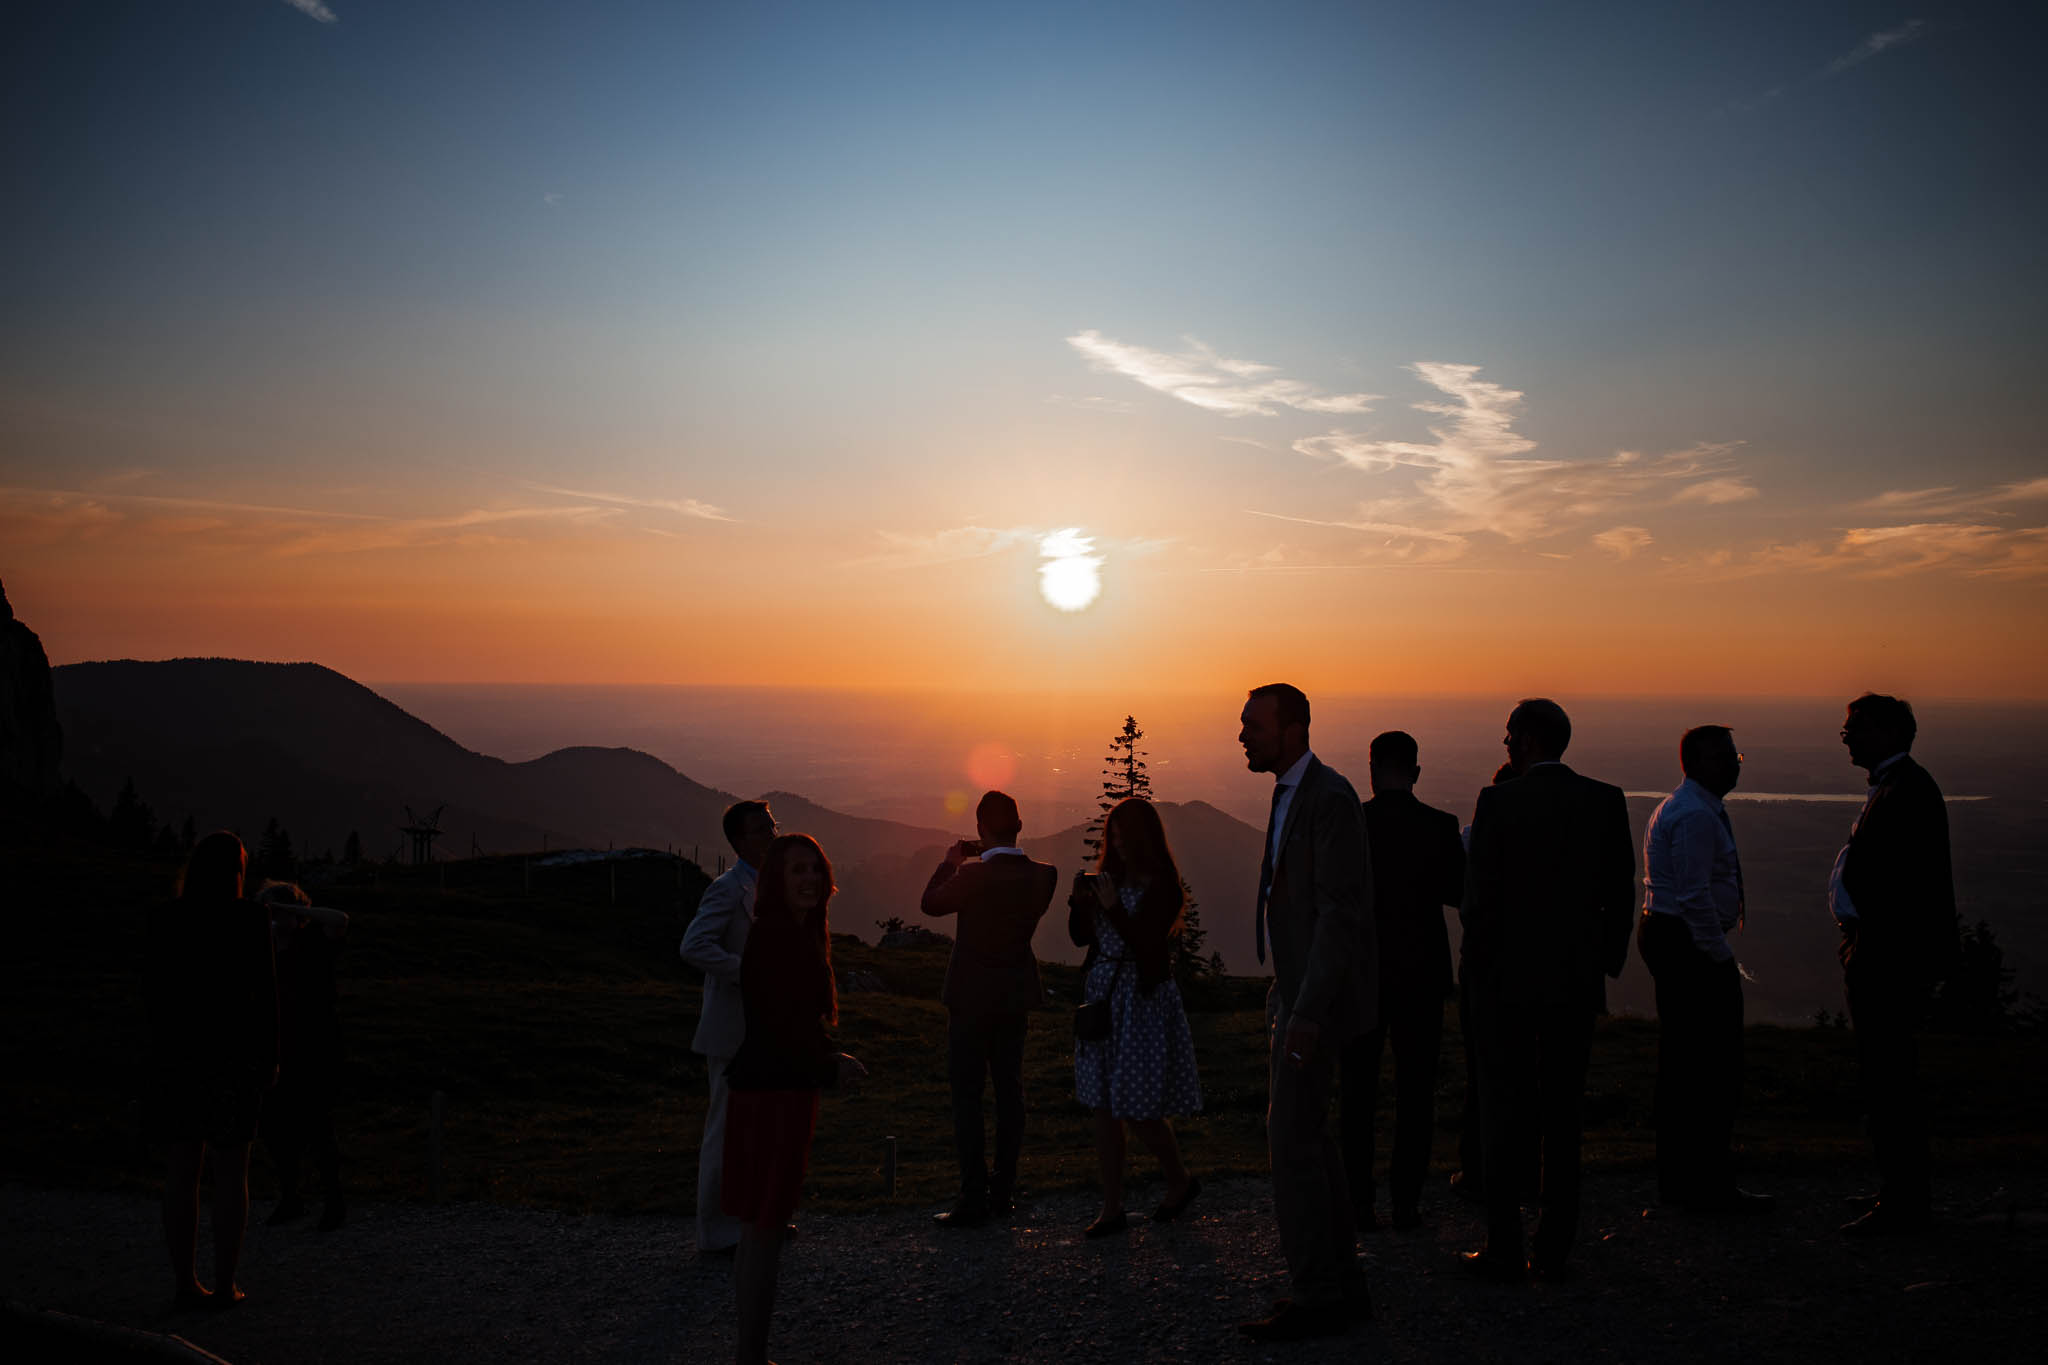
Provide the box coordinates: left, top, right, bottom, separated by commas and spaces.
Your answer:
883, 1136, 897, 1196
428, 1090, 447, 1201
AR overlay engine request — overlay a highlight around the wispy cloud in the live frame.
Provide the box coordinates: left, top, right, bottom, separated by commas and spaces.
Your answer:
1067, 330, 1379, 418
282, 0, 339, 23
1592, 526, 1654, 560
273, 505, 620, 557
1292, 365, 1755, 549
1697, 522, 2048, 581
1851, 477, 2048, 519
1822, 19, 1926, 78
849, 525, 1040, 570
1045, 393, 1138, 415
543, 192, 564, 208
525, 482, 733, 522
1245, 509, 1471, 565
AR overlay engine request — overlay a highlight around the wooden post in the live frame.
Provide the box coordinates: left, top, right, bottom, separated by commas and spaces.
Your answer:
609, 860, 617, 907
428, 1090, 447, 1201
883, 1136, 897, 1196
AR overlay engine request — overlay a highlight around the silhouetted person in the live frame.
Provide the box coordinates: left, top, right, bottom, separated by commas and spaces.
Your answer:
1067, 797, 1203, 1238
1639, 727, 1772, 1215
681, 800, 777, 1258
255, 880, 351, 1231
920, 790, 1057, 1227
722, 835, 867, 1365
146, 831, 276, 1310
1460, 699, 1634, 1282
1340, 730, 1463, 1232
1451, 757, 1521, 1202
1831, 694, 1956, 1235
1235, 683, 1375, 1341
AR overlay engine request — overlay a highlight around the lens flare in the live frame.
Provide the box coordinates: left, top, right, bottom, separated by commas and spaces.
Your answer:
1038, 528, 1102, 612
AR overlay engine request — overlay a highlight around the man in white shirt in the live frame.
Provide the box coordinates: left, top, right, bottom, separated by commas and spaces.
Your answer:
679, 799, 776, 1257
1637, 726, 1772, 1215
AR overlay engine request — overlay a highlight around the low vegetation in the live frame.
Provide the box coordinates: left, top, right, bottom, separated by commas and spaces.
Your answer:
6, 831, 2043, 1217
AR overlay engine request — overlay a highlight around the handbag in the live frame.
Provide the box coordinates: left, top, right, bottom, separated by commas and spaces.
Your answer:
1073, 957, 1125, 1042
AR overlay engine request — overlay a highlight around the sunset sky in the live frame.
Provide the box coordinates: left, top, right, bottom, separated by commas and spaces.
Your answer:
4, 1, 2043, 698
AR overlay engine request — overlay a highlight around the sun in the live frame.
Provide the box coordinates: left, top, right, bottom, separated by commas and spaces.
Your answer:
1038, 528, 1102, 612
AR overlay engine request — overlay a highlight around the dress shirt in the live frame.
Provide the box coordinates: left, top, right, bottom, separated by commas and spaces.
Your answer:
1267, 750, 1316, 868
1643, 778, 1743, 961
1828, 752, 1909, 923
979, 845, 1024, 861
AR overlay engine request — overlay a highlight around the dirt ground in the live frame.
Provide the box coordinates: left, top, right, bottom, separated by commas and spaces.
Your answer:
4, 1170, 2043, 1364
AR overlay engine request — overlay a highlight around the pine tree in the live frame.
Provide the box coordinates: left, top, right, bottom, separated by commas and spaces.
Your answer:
1080, 716, 1218, 986
256, 817, 296, 882
109, 778, 155, 848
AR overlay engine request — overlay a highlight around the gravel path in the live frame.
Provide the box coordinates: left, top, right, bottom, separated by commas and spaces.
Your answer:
5, 1173, 2043, 1364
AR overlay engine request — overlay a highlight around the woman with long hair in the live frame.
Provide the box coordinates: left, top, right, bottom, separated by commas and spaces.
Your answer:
1068, 797, 1203, 1237
720, 833, 867, 1365
147, 831, 277, 1309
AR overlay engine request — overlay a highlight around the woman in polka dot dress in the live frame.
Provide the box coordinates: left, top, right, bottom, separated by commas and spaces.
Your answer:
1069, 797, 1204, 1238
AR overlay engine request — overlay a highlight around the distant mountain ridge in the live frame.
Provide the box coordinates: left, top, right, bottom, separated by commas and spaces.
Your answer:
51, 657, 1271, 969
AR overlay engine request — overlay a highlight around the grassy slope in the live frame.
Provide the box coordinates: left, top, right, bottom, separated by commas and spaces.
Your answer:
5, 833, 2042, 1216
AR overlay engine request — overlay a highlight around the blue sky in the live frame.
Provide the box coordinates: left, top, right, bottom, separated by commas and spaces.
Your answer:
3, 2, 2044, 693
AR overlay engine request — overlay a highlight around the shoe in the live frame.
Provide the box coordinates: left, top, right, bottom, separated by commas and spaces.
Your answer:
202, 1285, 246, 1311
1084, 1211, 1129, 1239
265, 1197, 307, 1227
1392, 1203, 1422, 1231
1841, 1203, 1931, 1237
1845, 1191, 1881, 1212
699, 1243, 738, 1261
934, 1204, 988, 1229
1460, 1249, 1527, 1284
1237, 1299, 1349, 1342
1152, 1175, 1202, 1223
318, 1197, 347, 1231
171, 1286, 212, 1313
1449, 1170, 1485, 1202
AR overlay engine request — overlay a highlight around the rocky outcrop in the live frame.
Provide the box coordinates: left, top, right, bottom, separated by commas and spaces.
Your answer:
0, 580, 64, 801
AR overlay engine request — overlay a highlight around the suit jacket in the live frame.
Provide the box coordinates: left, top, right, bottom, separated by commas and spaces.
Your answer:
1262, 756, 1377, 1041
1363, 792, 1465, 1005
680, 861, 755, 1058
921, 852, 1059, 1015
1839, 755, 1958, 987
1460, 763, 1635, 1012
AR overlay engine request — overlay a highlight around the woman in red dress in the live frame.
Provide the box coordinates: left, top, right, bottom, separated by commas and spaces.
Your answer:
721, 833, 867, 1365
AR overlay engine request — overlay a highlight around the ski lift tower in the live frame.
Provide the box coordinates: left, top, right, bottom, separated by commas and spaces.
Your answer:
400, 804, 446, 865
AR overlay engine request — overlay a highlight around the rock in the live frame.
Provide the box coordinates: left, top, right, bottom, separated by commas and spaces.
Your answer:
0, 581, 63, 802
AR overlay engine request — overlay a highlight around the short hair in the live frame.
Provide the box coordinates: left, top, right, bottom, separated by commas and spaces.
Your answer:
1369, 730, 1419, 769
976, 790, 1021, 839
1679, 725, 1734, 773
722, 800, 772, 851
1507, 697, 1572, 756
253, 879, 312, 908
1247, 682, 1311, 733
1847, 693, 1916, 746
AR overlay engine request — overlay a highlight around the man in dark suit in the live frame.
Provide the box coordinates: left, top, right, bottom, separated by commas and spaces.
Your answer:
1460, 698, 1635, 1282
1831, 693, 1957, 1235
1235, 683, 1375, 1341
1340, 730, 1464, 1232
920, 789, 1058, 1228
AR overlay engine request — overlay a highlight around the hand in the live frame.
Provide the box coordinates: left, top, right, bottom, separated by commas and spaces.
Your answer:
835, 1053, 868, 1090
1092, 874, 1118, 910
946, 839, 977, 867
1282, 1015, 1321, 1071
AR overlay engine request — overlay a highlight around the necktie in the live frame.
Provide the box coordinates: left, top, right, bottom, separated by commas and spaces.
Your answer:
1717, 806, 1746, 931
1256, 781, 1287, 965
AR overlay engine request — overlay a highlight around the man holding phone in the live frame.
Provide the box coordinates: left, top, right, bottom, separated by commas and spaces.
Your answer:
919, 790, 1059, 1227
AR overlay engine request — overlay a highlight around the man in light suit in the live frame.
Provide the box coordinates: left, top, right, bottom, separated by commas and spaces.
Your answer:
679, 799, 776, 1257
920, 789, 1059, 1227
1236, 683, 1376, 1342
1832, 693, 1956, 1235
1460, 699, 1635, 1282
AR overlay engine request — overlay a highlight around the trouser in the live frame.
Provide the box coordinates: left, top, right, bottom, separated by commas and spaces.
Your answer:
1457, 973, 1483, 1181
263, 1066, 341, 1204
1845, 967, 1932, 1213
1469, 988, 1595, 1267
947, 1009, 1029, 1206
1268, 986, 1363, 1307
1339, 991, 1444, 1215
696, 1054, 743, 1252
1639, 913, 1744, 1205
